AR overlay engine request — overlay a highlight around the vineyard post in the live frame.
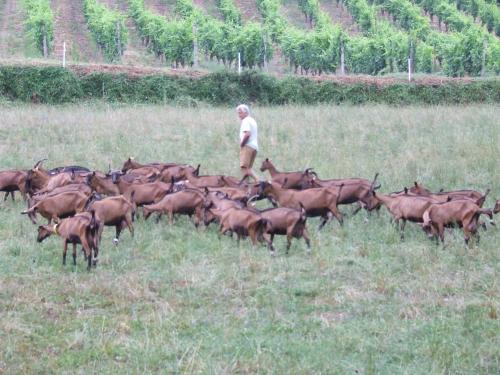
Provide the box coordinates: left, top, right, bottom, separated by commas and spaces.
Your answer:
42, 25, 48, 58
63, 41, 66, 68
238, 52, 241, 75
193, 25, 199, 69
340, 40, 345, 75
481, 38, 487, 76
116, 22, 122, 57
263, 34, 267, 70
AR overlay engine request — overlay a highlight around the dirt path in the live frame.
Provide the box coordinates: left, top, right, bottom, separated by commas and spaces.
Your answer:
320, 0, 359, 35
0, 0, 25, 58
51, 0, 102, 63
233, 0, 261, 22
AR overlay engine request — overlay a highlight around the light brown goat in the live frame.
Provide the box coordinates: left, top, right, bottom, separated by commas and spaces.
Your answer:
37, 211, 100, 270
422, 200, 493, 245
0, 169, 28, 201
259, 158, 314, 189
216, 207, 275, 254
410, 182, 484, 202
143, 189, 205, 224
259, 181, 343, 229
22, 191, 89, 224
85, 194, 135, 243
112, 174, 172, 207
258, 205, 311, 254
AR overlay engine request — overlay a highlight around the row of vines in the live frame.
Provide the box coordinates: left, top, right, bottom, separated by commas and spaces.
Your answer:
83, 0, 128, 62
128, 0, 271, 68
23, 0, 54, 57
365, 0, 500, 75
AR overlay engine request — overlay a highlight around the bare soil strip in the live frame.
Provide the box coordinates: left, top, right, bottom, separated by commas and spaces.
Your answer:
320, 0, 359, 35
233, 0, 262, 22
192, 0, 224, 20
51, 0, 102, 63
0, 0, 25, 58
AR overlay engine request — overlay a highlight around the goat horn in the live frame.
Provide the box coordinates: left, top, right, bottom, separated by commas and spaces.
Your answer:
247, 194, 260, 206
370, 172, 379, 190
33, 158, 47, 169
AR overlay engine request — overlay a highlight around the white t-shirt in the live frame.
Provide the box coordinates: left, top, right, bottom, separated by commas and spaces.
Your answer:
239, 116, 258, 151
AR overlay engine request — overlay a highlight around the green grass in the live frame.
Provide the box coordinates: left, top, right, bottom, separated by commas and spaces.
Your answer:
0, 104, 499, 374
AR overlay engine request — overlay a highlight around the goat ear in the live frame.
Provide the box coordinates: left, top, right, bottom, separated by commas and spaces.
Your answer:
265, 158, 269, 162
414, 181, 418, 187
404, 187, 408, 194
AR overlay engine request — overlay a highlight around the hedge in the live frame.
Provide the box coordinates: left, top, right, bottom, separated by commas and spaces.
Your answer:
0, 66, 499, 105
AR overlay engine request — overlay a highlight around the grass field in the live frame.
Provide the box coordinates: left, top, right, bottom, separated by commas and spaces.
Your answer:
0, 104, 499, 374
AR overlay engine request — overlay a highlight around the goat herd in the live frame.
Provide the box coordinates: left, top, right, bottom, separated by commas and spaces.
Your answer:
1, 158, 499, 271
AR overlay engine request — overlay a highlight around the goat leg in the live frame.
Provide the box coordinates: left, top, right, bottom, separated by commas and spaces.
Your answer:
400, 220, 407, 240
62, 240, 68, 266
302, 227, 311, 253
72, 243, 77, 266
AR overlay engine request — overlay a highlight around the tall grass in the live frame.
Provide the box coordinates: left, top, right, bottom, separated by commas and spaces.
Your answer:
0, 104, 499, 373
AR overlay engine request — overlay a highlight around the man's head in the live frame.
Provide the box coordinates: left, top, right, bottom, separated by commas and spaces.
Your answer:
237, 104, 250, 120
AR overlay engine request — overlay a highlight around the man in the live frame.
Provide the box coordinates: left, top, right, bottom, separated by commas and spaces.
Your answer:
237, 104, 259, 183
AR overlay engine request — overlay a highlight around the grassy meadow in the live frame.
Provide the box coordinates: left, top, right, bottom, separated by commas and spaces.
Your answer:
0, 104, 499, 374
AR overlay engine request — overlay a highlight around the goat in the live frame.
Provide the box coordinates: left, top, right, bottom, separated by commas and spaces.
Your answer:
259, 181, 344, 229
37, 210, 100, 270
121, 157, 183, 173
216, 206, 275, 254
112, 173, 173, 208
422, 200, 493, 245
259, 158, 314, 189
25, 160, 88, 195
21, 191, 89, 224
410, 182, 484, 202
142, 189, 205, 224
0, 169, 28, 201
195, 191, 245, 227
303, 173, 381, 214
85, 194, 135, 244
159, 164, 200, 183
257, 204, 311, 254
494, 200, 500, 214
370, 190, 440, 239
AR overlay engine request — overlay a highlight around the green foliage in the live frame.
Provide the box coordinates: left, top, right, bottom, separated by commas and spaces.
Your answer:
216, 0, 242, 25
1, 66, 499, 104
23, 0, 54, 56
83, 0, 128, 62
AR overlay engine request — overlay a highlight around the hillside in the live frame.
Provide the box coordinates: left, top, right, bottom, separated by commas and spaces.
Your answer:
0, 0, 499, 77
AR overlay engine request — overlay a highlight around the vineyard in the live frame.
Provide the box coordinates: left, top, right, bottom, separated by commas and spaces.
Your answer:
0, 0, 499, 76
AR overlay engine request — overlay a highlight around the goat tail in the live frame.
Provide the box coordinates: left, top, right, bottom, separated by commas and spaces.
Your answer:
299, 202, 307, 221
478, 208, 493, 220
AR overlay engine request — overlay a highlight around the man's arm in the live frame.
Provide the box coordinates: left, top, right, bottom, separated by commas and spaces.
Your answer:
240, 131, 250, 148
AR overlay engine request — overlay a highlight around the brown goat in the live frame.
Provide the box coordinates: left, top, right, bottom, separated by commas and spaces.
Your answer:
21, 191, 89, 224
216, 207, 275, 254
258, 204, 311, 254
422, 200, 493, 245
0, 169, 28, 201
371, 191, 441, 239
410, 182, 484, 202
112, 174, 173, 208
259, 158, 314, 189
195, 191, 245, 227
37, 211, 100, 270
259, 181, 343, 229
304, 173, 381, 214
121, 157, 182, 173
85, 194, 135, 243
142, 189, 205, 224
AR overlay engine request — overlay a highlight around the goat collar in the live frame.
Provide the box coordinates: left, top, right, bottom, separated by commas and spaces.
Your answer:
52, 224, 60, 235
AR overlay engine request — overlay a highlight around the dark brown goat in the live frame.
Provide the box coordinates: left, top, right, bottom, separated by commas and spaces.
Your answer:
422, 200, 493, 245
0, 169, 28, 201
85, 194, 135, 243
259, 181, 344, 228
22, 191, 89, 224
259, 158, 314, 189
37, 211, 100, 270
